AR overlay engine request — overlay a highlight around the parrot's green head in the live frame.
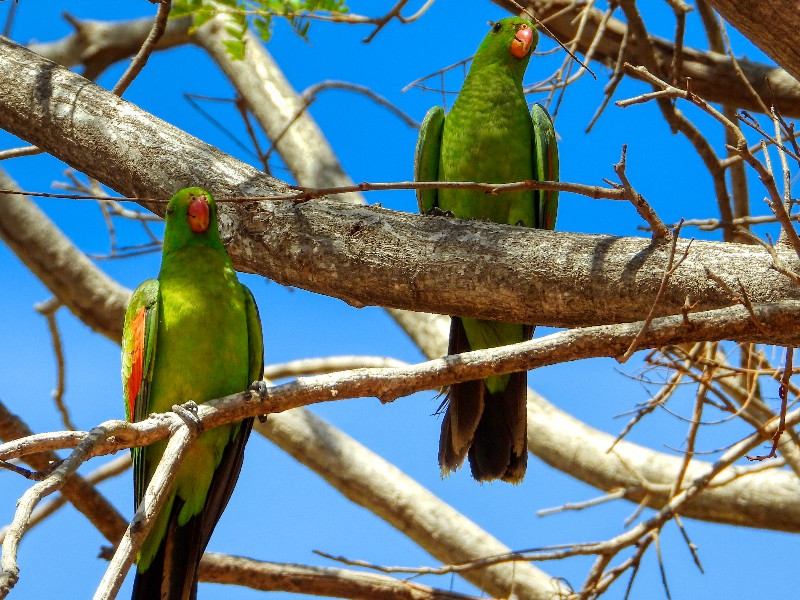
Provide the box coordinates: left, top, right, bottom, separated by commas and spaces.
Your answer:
162, 187, 225, 254
473, 17, 538, 80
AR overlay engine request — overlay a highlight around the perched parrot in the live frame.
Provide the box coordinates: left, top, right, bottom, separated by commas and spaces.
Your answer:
414, 17, 559, 483
121, 187, 263, 599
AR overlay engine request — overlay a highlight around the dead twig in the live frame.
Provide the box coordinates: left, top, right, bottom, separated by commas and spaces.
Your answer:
33, 298, 74, 431
748, 347, 794, 461
612, 145, 670, 239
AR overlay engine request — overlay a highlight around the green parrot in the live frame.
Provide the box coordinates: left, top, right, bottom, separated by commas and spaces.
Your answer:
121, 187, 263, 599
414, 17, 559, 483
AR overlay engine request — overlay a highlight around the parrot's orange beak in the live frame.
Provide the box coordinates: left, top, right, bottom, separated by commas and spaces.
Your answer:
187, 194, 210, 233
510, 24, 533, 59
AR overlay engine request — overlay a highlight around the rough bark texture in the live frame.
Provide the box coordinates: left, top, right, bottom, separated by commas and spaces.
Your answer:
235, 200, 800, 335
2, 36, 800, 337
706, 0, 800, 84
496, 0, 800, 117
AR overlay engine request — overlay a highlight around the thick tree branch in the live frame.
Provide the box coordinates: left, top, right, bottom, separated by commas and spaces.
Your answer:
3, 37, 800, 335
260, 410, 567, 600
705, 0, 800, 84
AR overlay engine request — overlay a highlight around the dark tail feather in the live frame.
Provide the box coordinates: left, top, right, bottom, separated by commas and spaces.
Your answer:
439, 378, 485, 475
132, 498, 204, 600
467, 370, 528, 483
439, 317, 484, 475
438, 318, 530, 482
133, 417, 254, 600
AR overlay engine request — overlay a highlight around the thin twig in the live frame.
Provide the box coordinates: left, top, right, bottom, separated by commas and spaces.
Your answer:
537, 489, 627, 517
0, 146, 41, 162
110, 1, 172, 97
34, 299, 75, 431
613, 145, 670, 239
748, 347, 794, 461
0, 455, 130, 545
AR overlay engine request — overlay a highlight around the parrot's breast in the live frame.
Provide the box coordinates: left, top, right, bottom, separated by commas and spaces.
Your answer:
438, 69, 535, 226
146, 246, 251, 493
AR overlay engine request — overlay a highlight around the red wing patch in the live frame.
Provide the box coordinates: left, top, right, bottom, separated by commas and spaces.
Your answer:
126, 306, 147, 419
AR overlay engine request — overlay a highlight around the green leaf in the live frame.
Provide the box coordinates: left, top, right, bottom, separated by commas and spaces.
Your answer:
223, 38, 247, 60
171, 0, 350, 58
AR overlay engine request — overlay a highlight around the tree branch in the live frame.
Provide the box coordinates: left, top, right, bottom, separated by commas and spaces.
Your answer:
6, 300, 800, 539
259, 410, 568, 599
0, 401, 127, 544
3, 38, 800, 334
199, 553, 487, 600
705, 0, 800, 83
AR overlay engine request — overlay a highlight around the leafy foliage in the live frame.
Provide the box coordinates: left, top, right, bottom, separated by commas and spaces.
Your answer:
172, 0, 349, 58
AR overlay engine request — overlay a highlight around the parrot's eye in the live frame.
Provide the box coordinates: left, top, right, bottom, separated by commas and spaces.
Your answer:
491, 21, 502, 34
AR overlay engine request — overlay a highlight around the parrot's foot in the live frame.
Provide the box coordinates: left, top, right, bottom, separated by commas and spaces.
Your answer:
248, 380, 270, 423
172, 400, 204, 435
425, 206, 455, 218
248, 379, 269, 399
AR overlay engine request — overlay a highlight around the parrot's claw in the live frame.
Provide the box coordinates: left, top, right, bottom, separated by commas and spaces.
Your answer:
248, 380, 270, 423
425, 206, 455, 218
248, 379, 269, 400
172, 400, 204, 435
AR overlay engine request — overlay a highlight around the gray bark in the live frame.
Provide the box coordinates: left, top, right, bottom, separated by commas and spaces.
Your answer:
2, 36, 800, 340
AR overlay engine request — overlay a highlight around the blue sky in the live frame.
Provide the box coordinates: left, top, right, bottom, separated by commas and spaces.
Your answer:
0, 1, 793, 599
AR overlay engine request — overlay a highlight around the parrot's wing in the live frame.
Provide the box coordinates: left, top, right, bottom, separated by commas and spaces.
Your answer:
415, 105, 446, 214
531, 103, 559, 231
121, 278, 160, 507
243, 284, 264, 385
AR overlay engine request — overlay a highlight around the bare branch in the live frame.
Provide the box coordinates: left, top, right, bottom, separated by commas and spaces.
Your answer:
199, 553, 486, 600
96, 411, 199, 600
33, 298, 74, 431
0, 402, 127, 544
110, 0, 171, 96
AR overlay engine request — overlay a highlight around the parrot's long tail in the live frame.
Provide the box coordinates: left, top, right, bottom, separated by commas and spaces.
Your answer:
132, 418, 253, 600
438, 317, 528, 483
132, 499, 204, 600
467, 370, 527, 482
